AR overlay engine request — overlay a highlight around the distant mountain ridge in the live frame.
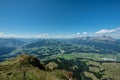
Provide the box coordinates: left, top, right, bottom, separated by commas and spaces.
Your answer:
0, 38, 25, 61
0, 36, 120, 61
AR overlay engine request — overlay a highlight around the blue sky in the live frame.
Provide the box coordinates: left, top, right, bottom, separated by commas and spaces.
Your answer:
0, 0, 120, 38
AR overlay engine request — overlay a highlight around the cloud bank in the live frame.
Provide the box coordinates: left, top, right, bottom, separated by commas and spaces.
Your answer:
83, 32, 88, 35
0, 32, 16, 38
0, 32, 32, 38
0, 32, 6, 37
36, 34, 49, 38
95, 28, 120, 34
0, 27, 120, 38
72, 32, 80, 37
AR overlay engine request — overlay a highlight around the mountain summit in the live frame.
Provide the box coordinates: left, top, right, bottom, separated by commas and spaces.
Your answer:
0, 54, 73, 80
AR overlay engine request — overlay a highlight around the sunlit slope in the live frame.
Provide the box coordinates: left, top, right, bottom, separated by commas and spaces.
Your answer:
0, 54, 120, 80
0, 54, 72, 80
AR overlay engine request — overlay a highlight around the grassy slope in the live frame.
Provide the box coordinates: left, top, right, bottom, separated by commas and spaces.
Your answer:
0, 54, 69, 80
0, 54, 120, 80
83, 60, 120, 80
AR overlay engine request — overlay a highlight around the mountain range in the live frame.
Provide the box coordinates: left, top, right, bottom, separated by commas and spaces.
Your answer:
0, 36, 120, 61
0, 36, 120, 80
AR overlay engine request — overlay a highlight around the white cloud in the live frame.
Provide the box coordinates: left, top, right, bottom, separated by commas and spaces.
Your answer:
0, 32, 50, 38
76, 32, 80, 36
0, 32, 31, 38
36, 33, 49, 38
0, 32, 5, 37
72, 32, 80, 37
95, 28, 120, 34
0, 32, 11, 38
83, 32, 88, 35
36, 34, 42, 38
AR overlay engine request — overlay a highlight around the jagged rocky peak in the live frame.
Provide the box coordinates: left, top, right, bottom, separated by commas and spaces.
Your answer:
18, 54, 45, 70
75, 35, 114, 41
95, 35, 114, 40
